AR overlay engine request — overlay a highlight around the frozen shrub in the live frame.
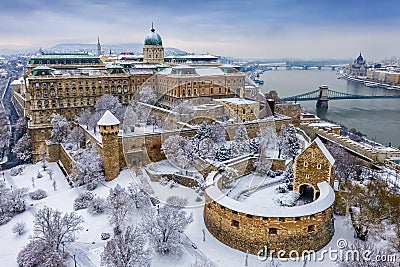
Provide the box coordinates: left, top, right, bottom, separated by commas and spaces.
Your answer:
101, 232, 110, 240
12, 221, 26, 235
29, 189, 48, 200
0, 214, 12, 225
276, 184, 288, 193
169, 181, 178, 188
267, 169, 276, 178
87, 197, 106, 214
195, 195, 202, 202
159, 176, 169, 186
73, 191, 94, 210
275, 170, 283, 176
36, 171, 43, 179
275, 191, 300, 207
10, 165, 25, 176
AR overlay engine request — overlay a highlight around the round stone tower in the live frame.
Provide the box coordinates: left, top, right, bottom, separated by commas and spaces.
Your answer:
98, 110, 121, 181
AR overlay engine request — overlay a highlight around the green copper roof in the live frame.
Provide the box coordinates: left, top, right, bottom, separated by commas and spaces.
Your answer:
144, 28, 162, 46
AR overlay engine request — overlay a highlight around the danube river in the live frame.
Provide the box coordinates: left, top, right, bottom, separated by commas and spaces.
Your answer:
259, 69, 400, 148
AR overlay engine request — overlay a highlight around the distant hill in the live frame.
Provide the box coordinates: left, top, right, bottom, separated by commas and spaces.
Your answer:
48, 43, 188, 56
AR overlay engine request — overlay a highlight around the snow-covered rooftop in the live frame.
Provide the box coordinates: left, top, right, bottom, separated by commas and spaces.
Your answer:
206, 180, 335, 217
97, 110, 120, 126
215, 98, 258, 105
314, 137, 335, 165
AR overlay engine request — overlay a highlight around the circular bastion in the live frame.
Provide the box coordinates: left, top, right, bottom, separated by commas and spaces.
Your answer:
203, 173, 335, 257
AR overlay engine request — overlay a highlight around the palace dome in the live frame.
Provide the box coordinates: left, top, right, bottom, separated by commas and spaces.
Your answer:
144, 27, 162, 46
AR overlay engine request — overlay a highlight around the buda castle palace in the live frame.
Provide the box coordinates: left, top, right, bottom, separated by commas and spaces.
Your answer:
12, 25, 256, 161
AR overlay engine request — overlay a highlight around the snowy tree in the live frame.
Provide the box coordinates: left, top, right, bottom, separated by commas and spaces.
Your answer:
9, 187, 28, 214
338, 240, 396, 267
77, 108, 92, 129
106, 184, 135, 234
254, 127, 276, 174
231, 125, 250, 157
17, 239, 64, 267
73, 191, 94, 210
198, 138, 216, 160
88, 111, 102, 133
12, 133, 32, 163
139, 86, 157, 104
127, 183, 150, 209
192, 122, 211, 153
147, 114, 158, 132
344, 179, 391, 240
249, 138, 260, 154
12, 221, 26, 235
173, 99, 195, 123
215, 144, 231, 162
0, 180, 16, 223
33, 206, 84, 251
162, 135, 194, 174
142, 196, 193, 255
47, 168, 54, 180
94, 94, 124, 121
101, 225, 151, 267
15, 116, 27, 135
0, 110, 11, 159
326, 143, 360, 186
208, 122, 226, 144
281, 124, 301, 160
67, 127, 84, 149
51, 113, 69, 143
72, 147, 104, 190
87, 197, 106, 214
124, 105, 138, 132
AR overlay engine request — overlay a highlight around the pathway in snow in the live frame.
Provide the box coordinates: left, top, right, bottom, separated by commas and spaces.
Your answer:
65, 242, 98, 267
181, 233, 217, 267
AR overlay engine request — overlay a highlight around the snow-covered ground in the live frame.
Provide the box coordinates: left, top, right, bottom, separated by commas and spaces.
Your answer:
1, 162, 397, 266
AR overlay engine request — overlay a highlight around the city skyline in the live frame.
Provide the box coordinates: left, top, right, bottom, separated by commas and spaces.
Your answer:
1, 0, 400, 60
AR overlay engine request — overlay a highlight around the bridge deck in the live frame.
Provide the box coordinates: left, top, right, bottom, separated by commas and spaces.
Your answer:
280, 88, 400, 102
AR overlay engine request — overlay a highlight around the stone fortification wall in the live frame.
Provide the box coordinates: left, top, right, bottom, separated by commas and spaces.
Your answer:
204, 196, 334, 256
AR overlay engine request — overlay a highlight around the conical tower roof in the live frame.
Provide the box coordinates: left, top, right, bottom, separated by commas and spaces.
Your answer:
97, 110, 120, 126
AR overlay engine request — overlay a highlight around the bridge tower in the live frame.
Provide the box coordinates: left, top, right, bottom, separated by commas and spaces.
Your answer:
316, 85, 329, 109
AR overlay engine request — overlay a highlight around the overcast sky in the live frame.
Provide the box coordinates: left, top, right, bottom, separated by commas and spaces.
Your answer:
1, 0, 399, 60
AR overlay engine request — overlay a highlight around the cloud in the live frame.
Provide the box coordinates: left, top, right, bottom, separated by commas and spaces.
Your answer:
0, 0, 399, 59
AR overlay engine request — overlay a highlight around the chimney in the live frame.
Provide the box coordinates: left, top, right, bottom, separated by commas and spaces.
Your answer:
267, 99, 275, 116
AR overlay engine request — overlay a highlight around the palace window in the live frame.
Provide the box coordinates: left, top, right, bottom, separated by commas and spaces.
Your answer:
201, 87, 205, 95
317, 164, 322, 169
304, 162, 308, 167
306, 174, 310, 179
243, 109, 246, 114
269, 228, 277, 235
279, 217, 285, 222
210, 87, 213, 94
308, 225, 315, 233
194, 88, 197, 95
218, 87, 222, 93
